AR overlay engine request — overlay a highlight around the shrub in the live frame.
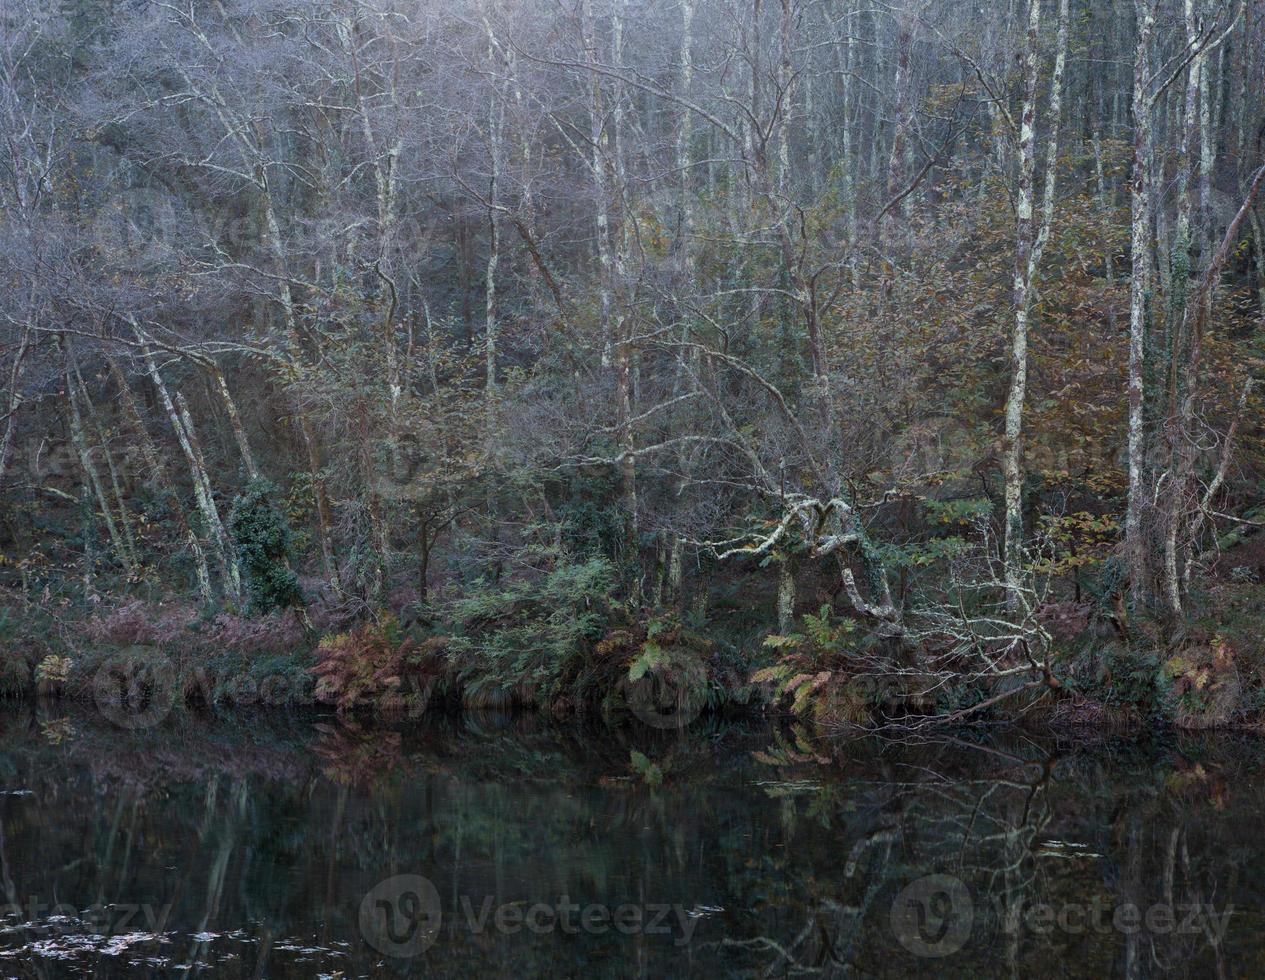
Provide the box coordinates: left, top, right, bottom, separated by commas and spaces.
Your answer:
1159, 634, 1242, 729
34, 655, 72, 691
751, 605, 877, 727
596, 613, 722, 724
446, 557, 616, 708
311, 615, 444, 715
84, 599, 193, 647
229, 478, 304, 615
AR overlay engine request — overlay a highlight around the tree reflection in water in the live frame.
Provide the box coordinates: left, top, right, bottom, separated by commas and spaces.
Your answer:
0, 706, 1258, 977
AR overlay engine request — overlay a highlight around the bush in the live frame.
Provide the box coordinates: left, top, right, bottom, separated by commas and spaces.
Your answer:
311, 615, 445, 715
0, 604, 67, 697
592, 612, 728, 724
750, 605, 890, 728
446, 557, 617, 708
84, 599, 193, 647
1159, 635, 1242, 729
229, 478, 304, 615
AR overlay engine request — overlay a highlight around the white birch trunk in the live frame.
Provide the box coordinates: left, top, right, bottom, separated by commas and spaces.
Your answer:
210, 368, 258, 481
777, 559, 796, 634
137, 330, 239, 600
484, 25, 504, 414
174, 391, 242, 601
63, 355, 134, 580
581, 0, 615, 368
1001, 0, 1044, 601
106, 349, 213, 604
1125, 0, 1156, 606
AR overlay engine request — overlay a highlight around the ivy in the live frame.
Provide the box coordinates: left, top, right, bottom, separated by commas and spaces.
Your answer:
229, 478, 304, 615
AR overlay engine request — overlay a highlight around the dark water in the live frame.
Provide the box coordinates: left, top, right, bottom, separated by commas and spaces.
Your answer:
0, 705, 1261, 978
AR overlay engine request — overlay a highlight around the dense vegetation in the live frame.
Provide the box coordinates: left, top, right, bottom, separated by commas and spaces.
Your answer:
2, 0, 1265, 729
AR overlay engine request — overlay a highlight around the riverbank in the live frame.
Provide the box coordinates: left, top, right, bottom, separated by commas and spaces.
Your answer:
6, 579, 1265, 733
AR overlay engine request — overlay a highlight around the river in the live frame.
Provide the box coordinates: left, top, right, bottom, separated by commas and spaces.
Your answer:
0, 705, 1258, 977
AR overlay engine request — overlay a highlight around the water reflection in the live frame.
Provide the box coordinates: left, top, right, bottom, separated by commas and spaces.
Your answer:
0, 705, 1259, 977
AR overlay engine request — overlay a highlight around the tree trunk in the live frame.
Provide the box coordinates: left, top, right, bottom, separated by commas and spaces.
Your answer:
1003, 0, 1067, 603
261, 188, 337, 584
136, 329, 239, 600
1250, 206, 1265, 316
1125, 0, 1156, 608
70, 352, 138, 571
105, 349, 212, 604
209, 367, 258, 481
777, 558, 796, 633
584, 0, 639, 590
484, 41, 503, 418
175, 391, 242, 601
581, 0, 615, 368
59, 336, 135, 580
357, 400, 388, 607
1001, 0, 1044, 601
1162, 163, 1265, 613
0, 326, 31, 493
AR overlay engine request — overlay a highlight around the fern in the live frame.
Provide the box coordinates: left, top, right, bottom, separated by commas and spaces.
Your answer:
751, 605, 873, 724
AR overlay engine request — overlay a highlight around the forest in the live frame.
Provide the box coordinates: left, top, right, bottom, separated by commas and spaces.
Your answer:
2, 0, 1265, 731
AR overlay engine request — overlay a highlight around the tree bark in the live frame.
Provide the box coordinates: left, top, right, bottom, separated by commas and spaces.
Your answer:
105, 348, 212, 604
136, 329, 239, 600
1125, 0, 1156, 608
59, 336, 135, 580
209, 367, 258, 481
581, 0, 616, 368
1003, 0, 1067, 603
1162, 163, 1265, 613
175, 390, 242, 601
0, 326, 32, 493
70, 351, 138, 571
777, 558, 796, 633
